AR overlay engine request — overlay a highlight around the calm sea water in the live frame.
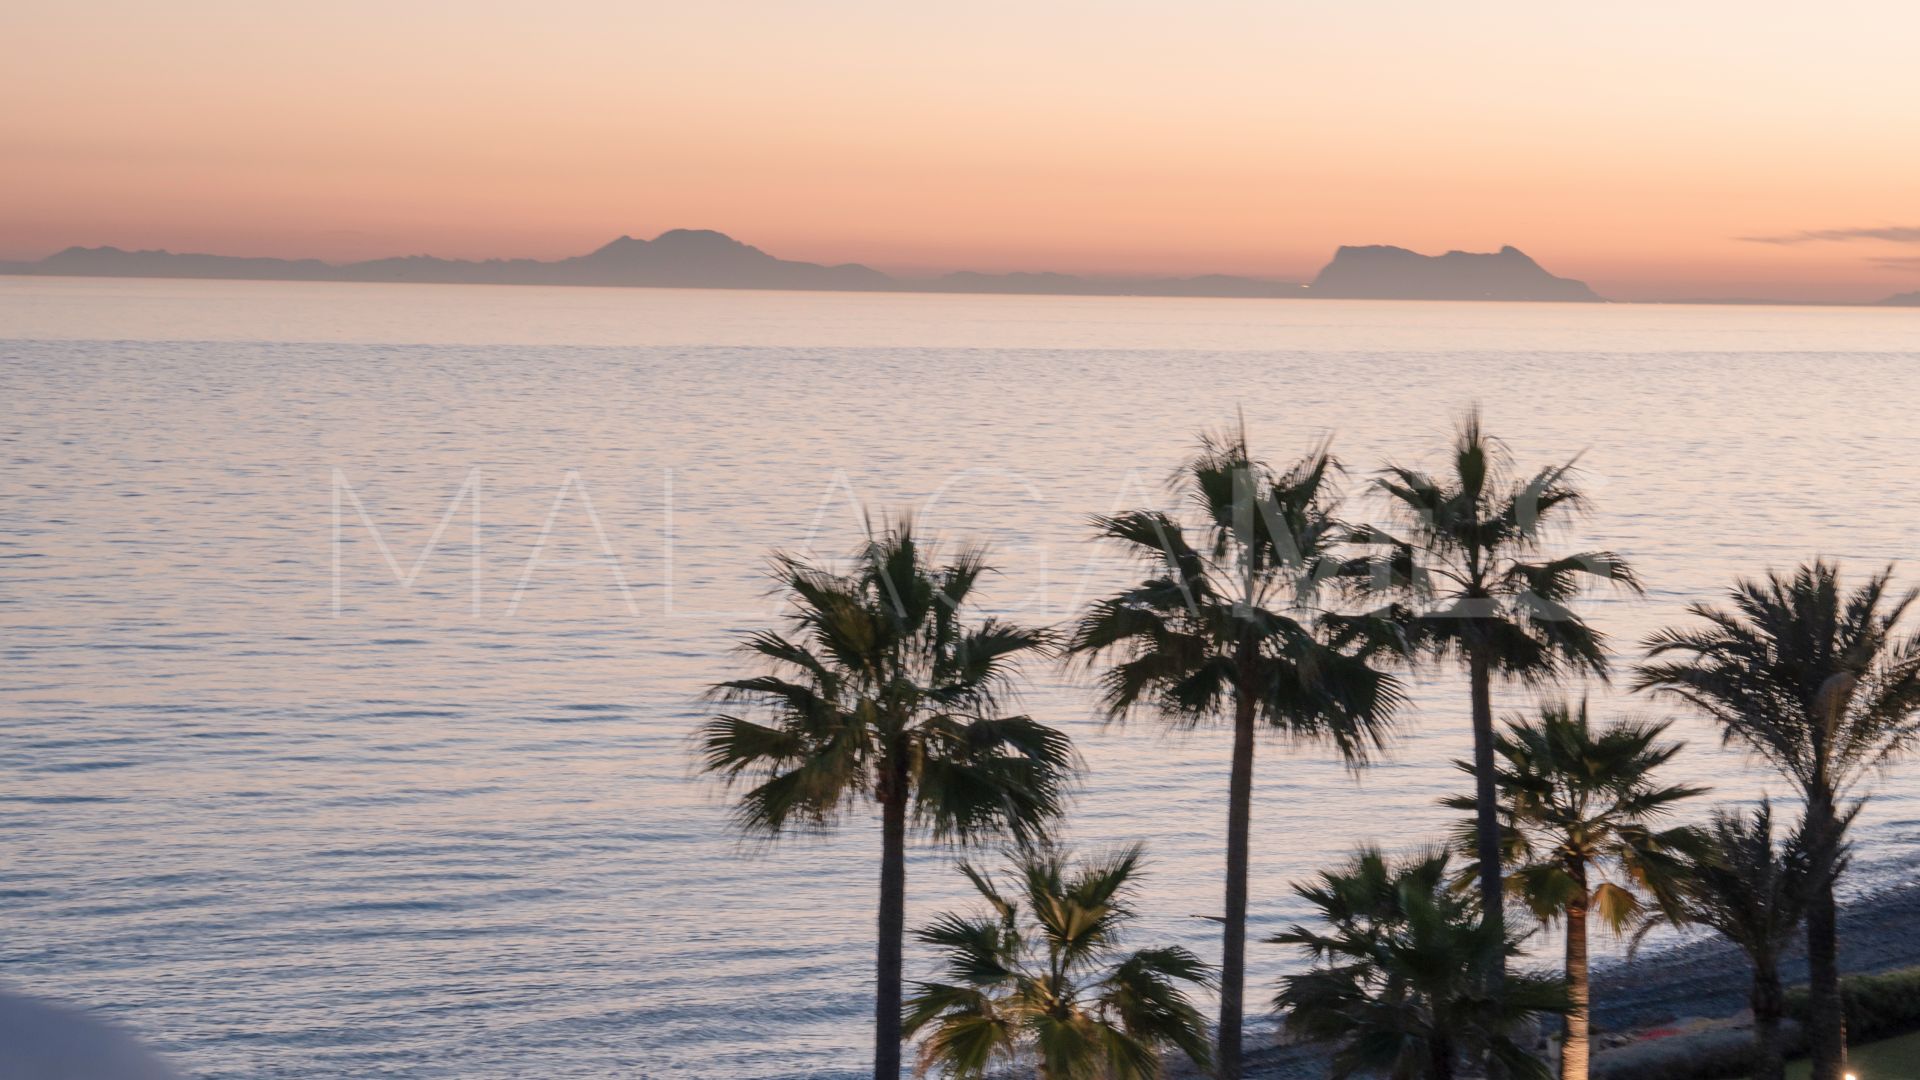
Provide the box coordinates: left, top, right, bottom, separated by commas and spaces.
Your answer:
3, 278, 1919, 1078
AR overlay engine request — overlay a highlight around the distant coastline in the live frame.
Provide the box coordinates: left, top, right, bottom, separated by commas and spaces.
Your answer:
3, 229, 1915, 307
0, 229, 1592, 303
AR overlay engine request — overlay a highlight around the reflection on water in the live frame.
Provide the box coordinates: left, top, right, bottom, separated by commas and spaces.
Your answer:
3, 278, 1918, 1077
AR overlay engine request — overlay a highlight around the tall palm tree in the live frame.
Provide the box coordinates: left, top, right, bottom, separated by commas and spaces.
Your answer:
1272, 847, 1569, 1080
1630, 801, 1842, 1080
1347, 410, 1639, 991
1448, 700, 1705, 1080
904, 844, 1214, 1079
698, 520, 1078, 1080
1068, 429, 1405, 1080
1638, 561, 1920, 1080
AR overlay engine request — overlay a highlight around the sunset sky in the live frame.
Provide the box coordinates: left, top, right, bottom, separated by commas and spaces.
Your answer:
5, 1, 1919, 300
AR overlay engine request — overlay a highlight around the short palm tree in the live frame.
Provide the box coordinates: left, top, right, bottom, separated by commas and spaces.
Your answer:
1347, 410, 1639, 990
1272, 847, 1569, 1080
1638, 561, 1920, 1080
1068, 429, 1405, 1080
1630, 801, 1842, 1080
698, 520, 1078, 1080
1447, 700, 1705, 1080
904, 844, 1213, 1079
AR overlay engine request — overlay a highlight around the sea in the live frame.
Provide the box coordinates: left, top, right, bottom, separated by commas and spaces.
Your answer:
3, 276, 1918, 1077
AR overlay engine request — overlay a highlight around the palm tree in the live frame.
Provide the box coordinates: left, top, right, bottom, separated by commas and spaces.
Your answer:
1271, 847, 1569, 1080
1448, 700, 1705, 1080
1347, 410, 1639, 991
903, 844, 1213, 1079
698, 520, 1078, 1080
1630, 801, 1842, 1080
1067, 429, 1405, 1080
1638, 561, 1920, 1080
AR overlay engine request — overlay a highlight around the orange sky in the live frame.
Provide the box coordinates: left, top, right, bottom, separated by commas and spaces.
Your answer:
5, 2, 1919, 301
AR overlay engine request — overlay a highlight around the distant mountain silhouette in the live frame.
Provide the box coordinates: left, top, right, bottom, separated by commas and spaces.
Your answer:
0, 230, 1308, 298
1308, 244, 1603, 301
1881, 289, 1920, 307
30, 246, 338, 281
2, 230, 1611, 302
547, 230, 892, 289
15, 230, 895, 293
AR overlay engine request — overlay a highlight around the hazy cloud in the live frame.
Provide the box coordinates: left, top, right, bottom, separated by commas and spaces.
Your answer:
1741, 225, 1920, 245
1869, 255, 1920, 273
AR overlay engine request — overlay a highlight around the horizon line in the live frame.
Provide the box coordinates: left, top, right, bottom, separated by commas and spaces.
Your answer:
4, 228, 1915, 308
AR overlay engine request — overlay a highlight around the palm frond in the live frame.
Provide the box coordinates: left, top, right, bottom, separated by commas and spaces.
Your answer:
1273, 845, 1567, 1077
909, 847, 1212, 1079
697, 514, 1076, 846
1358, 413, 1633, 696
1457, 699, 1705, 935
1639, 561, 1920, 806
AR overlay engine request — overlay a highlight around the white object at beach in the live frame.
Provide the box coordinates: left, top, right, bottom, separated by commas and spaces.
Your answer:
0, 991, 180, 1080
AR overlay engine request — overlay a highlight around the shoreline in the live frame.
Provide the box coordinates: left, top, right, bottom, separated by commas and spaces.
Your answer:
1590, 875, 1920, 1033
1237, 873, 1920, 1078
3, 269, 1915, 311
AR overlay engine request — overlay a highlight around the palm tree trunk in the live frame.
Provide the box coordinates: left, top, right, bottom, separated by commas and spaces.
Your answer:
1217, 683, 1258, 1080
1561, 866, 1591, 1080
1803, 902, 1846, 1080
875, 785, 908, 1080
1751, 957, 1786, 1080
1467, 648, 1506, 997
1797, 876, 1843, 1068
1804, 787, 1847, 1080
1431, 1034, 1455, 1080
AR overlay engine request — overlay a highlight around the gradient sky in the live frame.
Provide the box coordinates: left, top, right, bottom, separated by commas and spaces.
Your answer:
5, 1, 1919, 300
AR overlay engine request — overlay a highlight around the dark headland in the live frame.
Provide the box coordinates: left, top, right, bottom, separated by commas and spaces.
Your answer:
1307, 243, 1601, 302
